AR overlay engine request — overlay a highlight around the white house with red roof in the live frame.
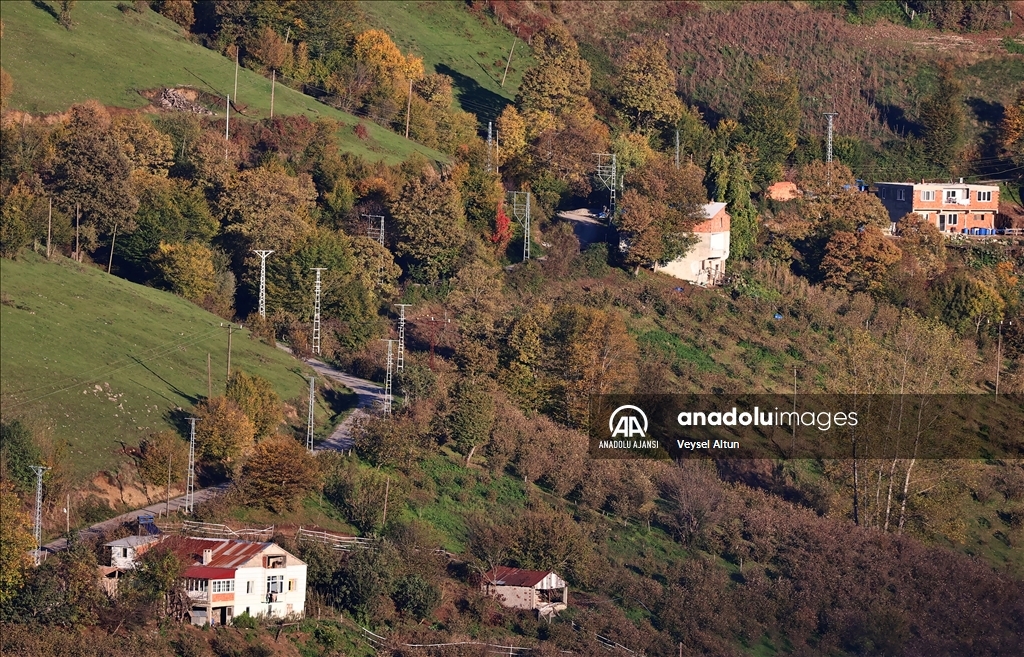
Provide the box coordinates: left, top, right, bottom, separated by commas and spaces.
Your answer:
652, 202, 731, 286
104, 535, 307, 626
482, 566, 568, 618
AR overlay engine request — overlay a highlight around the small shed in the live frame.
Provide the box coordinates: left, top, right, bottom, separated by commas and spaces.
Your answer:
104, 535, 160, 569
482, 567, 568, 618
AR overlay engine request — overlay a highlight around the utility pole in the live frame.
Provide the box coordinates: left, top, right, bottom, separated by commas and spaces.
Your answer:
487, 121, 493, 174
224, 323, 234, 382
380, 339, 395, 416
594, 153, 617, 219
424, 312, 450, 371
46, 198, 52, 259
30, 466, 49, 565
270, 70, 276, 119
253, 250, 274, 319
311, 268, 326, 355
107, 222, 118, 274
995, 320, 1013, 395
185, 418, 196, 515
395, 304, 411, 372
165, 449, 172, 518
381, 476, 391, 528
500, 31, 518, 88
306, 376, 315, 452
824, 112, 838, 189
225, 94, 231, 160
364, 214, 385, 286
234, 46, 239, 104
207, 352, 212, 398
509, 191, 531, 261
405, 79, 412, 139
675, 129, 680, 170
75, 204, 80, 262
64, 493, 70, 536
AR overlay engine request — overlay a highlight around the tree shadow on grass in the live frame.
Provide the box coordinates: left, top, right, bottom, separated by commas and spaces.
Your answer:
31, 0, 60, 23
436, 63, 511, 127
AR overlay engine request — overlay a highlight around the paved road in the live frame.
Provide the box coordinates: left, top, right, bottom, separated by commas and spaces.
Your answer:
42, 353, 383, 555
558, 208, 608, 249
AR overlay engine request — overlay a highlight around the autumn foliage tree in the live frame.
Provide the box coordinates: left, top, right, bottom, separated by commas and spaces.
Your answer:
0, 481, 34, 606
226, 370, 283, 440
617, 41, 684, 133
239, 436, 318, 512
391, 167, 467, 282
136, 431, 187, 488
191, 396, 256, 474
821, 225, 902, 293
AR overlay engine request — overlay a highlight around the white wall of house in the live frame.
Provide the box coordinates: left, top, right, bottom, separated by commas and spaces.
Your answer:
487, 585, 536, 610
654, 231, 730, 285
232, 563, 308, 619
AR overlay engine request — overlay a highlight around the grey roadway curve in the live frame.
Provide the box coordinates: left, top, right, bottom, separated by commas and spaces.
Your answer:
41, 352, 383, 556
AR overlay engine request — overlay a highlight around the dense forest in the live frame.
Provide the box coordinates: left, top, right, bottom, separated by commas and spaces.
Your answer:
1, 1, 1024, 655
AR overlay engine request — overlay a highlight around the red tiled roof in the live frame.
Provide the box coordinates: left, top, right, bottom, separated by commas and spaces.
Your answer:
184, 566, 236, 580
484, 566, 554, 588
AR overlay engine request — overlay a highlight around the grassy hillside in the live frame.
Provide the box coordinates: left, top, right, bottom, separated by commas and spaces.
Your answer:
361, 1, 534, 124
0, 0, 444, 164
0, 253, 341, 480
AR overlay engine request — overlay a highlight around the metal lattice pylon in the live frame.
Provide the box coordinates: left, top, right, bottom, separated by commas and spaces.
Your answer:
185, 418, 197, 515
311, 268, 326, 355
364, 214, 385, 285
30, 465, 49, 565
824, 112, 839, 189
509, 191, 531, 261
253, 250, 274, 319
306, 376, 315, 452
395, 304, 410, 371
381, 339, 395, 416
594, 153, 617, 218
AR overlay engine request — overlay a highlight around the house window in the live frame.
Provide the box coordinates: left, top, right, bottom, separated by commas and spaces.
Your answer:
212, 580, 235, 593
266, 556, 285, 569
186, 579, 208, 592
267, 575, 284, 594
945, 189, 958, 202
896, 188, 905, 201
287, 579, 296, 592
948, 213, 958, 225
978, 191, 992, 202
246, 581, 254, 594
921, 190, 935, 202
121, 547, 129, 558
880, 188, 888, 200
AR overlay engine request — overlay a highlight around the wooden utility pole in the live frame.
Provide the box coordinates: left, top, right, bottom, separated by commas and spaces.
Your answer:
270, 70, 276, 119
225, 324, 234, 387
107, 222, 118, 273
404, 79, 412, 138
207, 352, 212, 398
381, 476, 391, 529
46, 199, 52, 259
501, 32, 518, 88
233, 47, 239, 103
165, 452, 172, 518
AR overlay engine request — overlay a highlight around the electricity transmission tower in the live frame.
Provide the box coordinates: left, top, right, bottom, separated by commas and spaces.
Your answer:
306, 376, 315, 452
823, 112, 839, 188
30, 466, 49, 565
363, 214, 385, 285
253, 250, 274, 319
395, 304, 411, 371
509, 191, 531, 261
311, 268, 326, 355
594, 153, 617, 219
381, 339, 395, 416
487, 121, 493, 173
185, 418, 197, 515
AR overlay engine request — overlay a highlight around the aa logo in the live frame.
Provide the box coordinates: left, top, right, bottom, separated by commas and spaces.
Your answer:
609, 405, 648, 438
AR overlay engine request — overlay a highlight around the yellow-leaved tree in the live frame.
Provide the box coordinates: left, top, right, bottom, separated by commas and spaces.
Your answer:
151, 241, 216, 303
0, 481, 34, 605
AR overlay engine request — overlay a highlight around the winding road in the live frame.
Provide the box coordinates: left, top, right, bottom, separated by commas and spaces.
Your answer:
41, 353, 383, 556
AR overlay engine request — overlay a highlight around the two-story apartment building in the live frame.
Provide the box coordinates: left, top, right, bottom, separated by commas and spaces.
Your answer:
874, 181, 1000, 234
103, 535, 307, 626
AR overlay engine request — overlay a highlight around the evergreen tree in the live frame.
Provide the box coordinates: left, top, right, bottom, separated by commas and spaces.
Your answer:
920, 61, 966, 173
740, 62, 801, 188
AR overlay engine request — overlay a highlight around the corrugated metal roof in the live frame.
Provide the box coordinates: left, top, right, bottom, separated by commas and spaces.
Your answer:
184, 566, 236, 580
163, 536, 272, 572
485, 566, 557, 588
104, 535, 161, 548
